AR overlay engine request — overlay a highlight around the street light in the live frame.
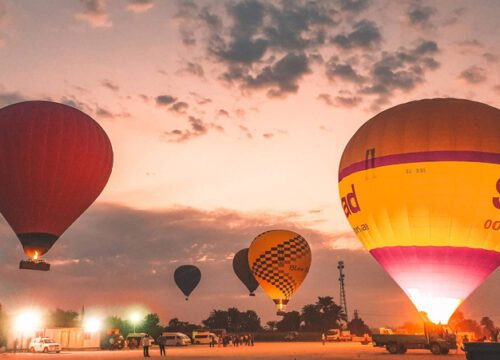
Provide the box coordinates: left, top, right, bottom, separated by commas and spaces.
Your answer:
15, 310, 41, 351
15, 310, 41, 332
130, 312, 141, 333
84, 317, 102, 333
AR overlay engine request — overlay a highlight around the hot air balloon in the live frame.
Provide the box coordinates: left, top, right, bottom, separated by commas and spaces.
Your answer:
233, 248, 259, 296
248, 230, 311, 315
0, 101, 113, 270
174, 265, 201, 300
338, 98, 500, 324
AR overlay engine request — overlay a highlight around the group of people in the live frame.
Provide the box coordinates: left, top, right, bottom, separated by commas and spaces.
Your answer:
209, 334, 255, 347
139, 333, 256, 357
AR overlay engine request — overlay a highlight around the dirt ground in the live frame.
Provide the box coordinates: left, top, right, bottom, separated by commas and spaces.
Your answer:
0, 342, 466, 360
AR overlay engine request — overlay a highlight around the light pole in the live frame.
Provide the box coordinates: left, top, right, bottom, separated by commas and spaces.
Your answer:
130, 312, 141, 333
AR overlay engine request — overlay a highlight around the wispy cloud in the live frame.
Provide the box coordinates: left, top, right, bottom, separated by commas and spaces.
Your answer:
75, 0, 112, 28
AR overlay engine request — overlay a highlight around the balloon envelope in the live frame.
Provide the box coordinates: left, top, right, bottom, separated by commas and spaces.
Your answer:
338, 98, 500, 324
248, 230, 311, 314
233, 248, 259, 296
174, 265, 201, 299
0, 101, 113, 259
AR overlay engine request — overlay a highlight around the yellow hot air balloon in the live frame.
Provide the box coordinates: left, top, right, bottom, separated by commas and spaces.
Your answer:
248, 230, 312, 315
338, 98, 500, 324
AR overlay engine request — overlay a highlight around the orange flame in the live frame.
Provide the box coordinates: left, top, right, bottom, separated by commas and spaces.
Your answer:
33, 251, 38, 260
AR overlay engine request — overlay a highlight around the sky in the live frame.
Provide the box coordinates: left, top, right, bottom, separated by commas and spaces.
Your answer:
0, 0, 500, 328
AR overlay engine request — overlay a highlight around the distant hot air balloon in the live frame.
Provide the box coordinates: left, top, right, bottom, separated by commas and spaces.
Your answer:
248, 230, 311, 315
233, 248, 259, 296
174, 265, 201, 300
0, 101, 113, 269
338, 98, 500, 324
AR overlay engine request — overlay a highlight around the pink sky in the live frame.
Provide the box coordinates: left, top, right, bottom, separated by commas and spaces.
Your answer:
0, 0, 499, 327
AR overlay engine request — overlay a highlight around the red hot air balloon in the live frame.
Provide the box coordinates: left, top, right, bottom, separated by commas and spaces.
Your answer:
0, 101, 113, 269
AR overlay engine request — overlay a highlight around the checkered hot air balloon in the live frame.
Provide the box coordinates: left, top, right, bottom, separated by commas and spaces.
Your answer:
248, 230, 311, 315
338, 98, 500, 324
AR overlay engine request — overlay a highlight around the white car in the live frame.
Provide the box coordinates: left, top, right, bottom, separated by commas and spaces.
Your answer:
29, 337, 61, 353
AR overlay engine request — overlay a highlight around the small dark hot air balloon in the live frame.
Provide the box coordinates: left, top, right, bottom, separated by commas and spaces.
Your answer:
0, 101, 113, 270
233, 248, 259, 296
174, 265, 201, 300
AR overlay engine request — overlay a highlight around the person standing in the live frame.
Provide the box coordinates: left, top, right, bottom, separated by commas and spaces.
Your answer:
157, 335, 166, 357
322, 333, 326, 345
141, 334, 151, 357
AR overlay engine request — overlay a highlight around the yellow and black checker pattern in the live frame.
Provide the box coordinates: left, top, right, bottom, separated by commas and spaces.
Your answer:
248, 230, 311, 303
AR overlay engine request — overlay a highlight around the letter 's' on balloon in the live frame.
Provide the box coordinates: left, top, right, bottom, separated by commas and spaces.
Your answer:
338, 98, 500, 324
248, 230, 311, 315
0, 101, 113, 261
174, 265, 201, 300
233, 248, 259, 296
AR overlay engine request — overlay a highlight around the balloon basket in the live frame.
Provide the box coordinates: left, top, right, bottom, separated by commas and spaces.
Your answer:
277, 310, 286, 316
19, 259, 50, 271
249, 293, 255, 297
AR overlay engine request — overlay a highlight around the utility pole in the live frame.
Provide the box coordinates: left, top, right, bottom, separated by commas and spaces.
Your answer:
338, 261, 348, 322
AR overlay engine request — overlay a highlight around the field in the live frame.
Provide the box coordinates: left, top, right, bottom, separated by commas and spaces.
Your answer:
1, 342, 466, 359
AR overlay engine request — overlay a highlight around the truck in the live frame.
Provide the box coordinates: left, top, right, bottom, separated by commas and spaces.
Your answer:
372, 323, 457, 355
326, 329, 353, 341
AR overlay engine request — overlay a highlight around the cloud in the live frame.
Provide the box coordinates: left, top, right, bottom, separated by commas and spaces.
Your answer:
94, 105, 130, 119
217, 109, 229, 118
75, 0, 112, 28
163, 115, 211, 142
339, 0, 371, 14
443, 7, 466, 27
262, 1, 338, 51
459, 66, 486, 84
127, 0, 154, 13
101, 79, 119, 92
331, 20, 381, 50
262, 133, 274, 139
325, 57, 365, 83
243, 52, 311, 98
96, 106, 114, 118
483, 53, 498, 63
317, 92, 362, 108
169, 101, 189, 114
334, 94, 362, 108
407, 3, 436, 28
0, 90, 26, 107
189, 92, 212, 105
60, 96, 90, 112
357, 40, 440, 107
156, 95, 177, 106
183, 1, 339, 98
177, 62, 205, 77
174, 0, 199, 45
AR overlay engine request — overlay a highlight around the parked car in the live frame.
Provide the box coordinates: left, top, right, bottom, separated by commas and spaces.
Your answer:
29, 337, 61, 353
162, 332, 191, 346
192, 331, 218, 345
284, 331, 299, 341
326, 329, 353, 341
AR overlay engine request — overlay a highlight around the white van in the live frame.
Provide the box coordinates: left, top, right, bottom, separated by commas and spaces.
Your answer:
162, 332, 191, 346
193, 332, 218, 345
